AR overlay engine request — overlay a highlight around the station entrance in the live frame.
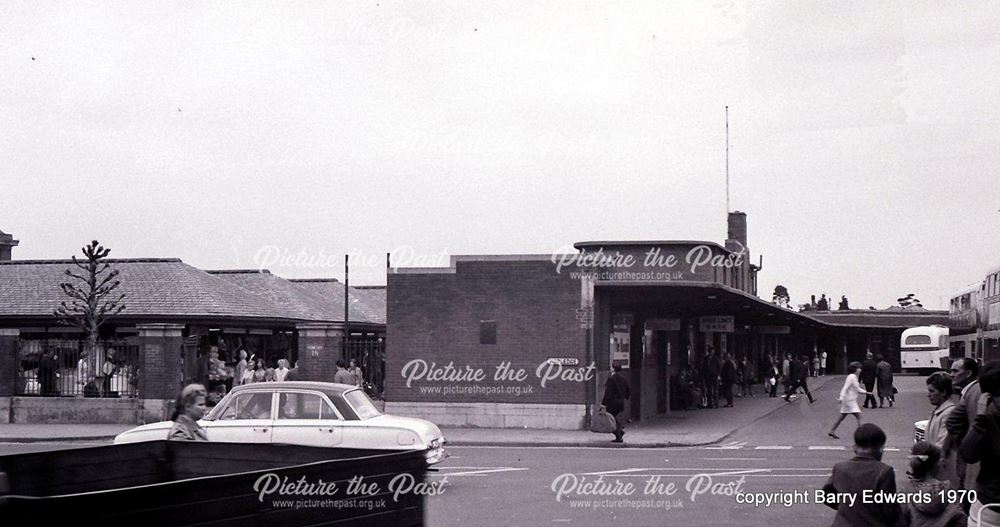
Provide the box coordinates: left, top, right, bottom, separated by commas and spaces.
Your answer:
594, 284, 824, 422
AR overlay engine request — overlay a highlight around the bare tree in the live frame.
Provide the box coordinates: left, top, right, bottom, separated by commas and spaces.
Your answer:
53, 241, 126, 358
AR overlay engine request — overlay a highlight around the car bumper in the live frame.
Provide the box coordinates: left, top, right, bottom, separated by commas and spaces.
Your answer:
425, 446, 449, 465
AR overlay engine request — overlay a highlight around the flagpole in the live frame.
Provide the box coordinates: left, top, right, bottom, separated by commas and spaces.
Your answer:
725, 105, 730, 214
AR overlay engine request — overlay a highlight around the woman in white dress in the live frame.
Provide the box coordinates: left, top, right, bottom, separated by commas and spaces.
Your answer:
828, 361, 872, 439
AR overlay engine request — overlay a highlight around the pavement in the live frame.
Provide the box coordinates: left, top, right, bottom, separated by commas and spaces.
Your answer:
0, 375, 841, 446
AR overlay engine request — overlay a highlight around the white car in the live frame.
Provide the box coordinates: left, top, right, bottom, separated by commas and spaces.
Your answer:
114, 381, 448, 465
914, 419, 928, 442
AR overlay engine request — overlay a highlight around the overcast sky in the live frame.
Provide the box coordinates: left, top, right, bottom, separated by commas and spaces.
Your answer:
2, 1, 998, 309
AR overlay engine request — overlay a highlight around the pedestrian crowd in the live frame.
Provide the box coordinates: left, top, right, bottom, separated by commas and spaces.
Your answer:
822, 358, 1000, 527
232, 349, 300, 387
673, 347, 829, 411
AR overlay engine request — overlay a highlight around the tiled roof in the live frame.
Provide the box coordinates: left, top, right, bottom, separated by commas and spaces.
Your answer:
0, 259, 384, 325
808, 309, 949, 328
289, 280, 386, 325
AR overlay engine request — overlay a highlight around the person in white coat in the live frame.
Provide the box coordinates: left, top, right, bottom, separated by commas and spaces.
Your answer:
829, 361, 872, 439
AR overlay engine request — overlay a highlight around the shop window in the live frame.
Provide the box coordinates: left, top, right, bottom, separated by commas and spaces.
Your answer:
480, 320, 497, 345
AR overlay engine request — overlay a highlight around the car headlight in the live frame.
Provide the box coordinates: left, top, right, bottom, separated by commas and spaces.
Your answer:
429, 438, 442, 449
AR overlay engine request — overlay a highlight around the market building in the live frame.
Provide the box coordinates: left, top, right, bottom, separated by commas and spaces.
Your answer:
0, 239, 385, 424
385, 212, 947, 429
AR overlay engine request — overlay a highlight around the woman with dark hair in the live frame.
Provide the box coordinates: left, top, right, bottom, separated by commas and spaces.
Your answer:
252, 358, 267, 383
168, 383, 208, 441
829, 361, 872, 439
960, 361, 1000, 527
900, 441, 967, 527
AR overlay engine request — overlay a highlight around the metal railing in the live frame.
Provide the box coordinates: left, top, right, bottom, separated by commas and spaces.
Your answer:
15, 338, 141, 398
344, 337, 385, 398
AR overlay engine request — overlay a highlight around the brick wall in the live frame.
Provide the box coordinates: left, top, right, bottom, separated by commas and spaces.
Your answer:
297, 324, 343, 382
137, 325, 184, 400
0, 330, 18, 398
387, 259, 588, 405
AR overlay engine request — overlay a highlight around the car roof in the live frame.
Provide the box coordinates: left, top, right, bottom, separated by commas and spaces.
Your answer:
229, 381, 357, 396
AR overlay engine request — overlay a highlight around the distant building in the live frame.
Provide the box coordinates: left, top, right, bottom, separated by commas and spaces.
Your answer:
386, 212, 948, 429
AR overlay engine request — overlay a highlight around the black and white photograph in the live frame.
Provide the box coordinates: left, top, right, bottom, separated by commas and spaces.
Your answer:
2, 2, 1000, 526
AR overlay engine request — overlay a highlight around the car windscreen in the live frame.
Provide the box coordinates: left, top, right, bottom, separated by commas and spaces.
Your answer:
343, 389, 381, 419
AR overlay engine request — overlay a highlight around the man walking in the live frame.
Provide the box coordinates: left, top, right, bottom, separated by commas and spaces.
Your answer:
785, 354, 815, 403
820, 350, 828, 376
861, 352, 878, 409
875, 354, 894, 408
720, 352, 737, 407
762, 353, 778, 398
781, 352, 794, 395
702, 348, 721, 409
602, 364, 631, 443
946, 357, 981, 495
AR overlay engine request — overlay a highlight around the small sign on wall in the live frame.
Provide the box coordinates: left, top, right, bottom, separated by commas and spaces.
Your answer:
611, 313, 632, 369
646, 318, 681, 331
699, 316, 734, 333
546, 357, 580, 366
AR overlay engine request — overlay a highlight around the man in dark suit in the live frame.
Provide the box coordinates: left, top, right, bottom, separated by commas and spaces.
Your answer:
720, 352, 737, 407
602, 364, 631, 443
946, 357, 981, 494
785, 354, 815, 403
702, 348, 721, 409
765, 353, 779, 397
860, 352, 878, 408
821, 423, 900, 527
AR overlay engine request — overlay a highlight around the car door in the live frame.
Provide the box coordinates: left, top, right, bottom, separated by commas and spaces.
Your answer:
271, 391, 344, 447
203, 391, 274, 443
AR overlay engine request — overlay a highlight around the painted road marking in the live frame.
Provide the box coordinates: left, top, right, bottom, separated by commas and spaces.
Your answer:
808, 446, 845, 450
704, 441, 747, 450
755, 446, 793, 450
435, 467, 530, 477
438, 466, 516, 469
702, 457, 766, 461
574, 468, 830, 474
582, 468, 650, 475
445, 445, 911, 452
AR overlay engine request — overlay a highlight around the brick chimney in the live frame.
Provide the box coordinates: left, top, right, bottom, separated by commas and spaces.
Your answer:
725, 211, 747, 253
0, 229, 18, 261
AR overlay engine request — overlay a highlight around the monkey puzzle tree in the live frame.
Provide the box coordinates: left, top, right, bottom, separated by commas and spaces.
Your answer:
53, 241, 126, 360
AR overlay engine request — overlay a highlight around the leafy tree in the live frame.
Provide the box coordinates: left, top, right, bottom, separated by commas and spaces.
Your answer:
896, 293, 923, 309
772, 285, 790, 308
53, 241, 127, 358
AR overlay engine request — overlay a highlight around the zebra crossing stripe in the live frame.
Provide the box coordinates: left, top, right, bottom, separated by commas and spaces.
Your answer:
697, 444, 908, 451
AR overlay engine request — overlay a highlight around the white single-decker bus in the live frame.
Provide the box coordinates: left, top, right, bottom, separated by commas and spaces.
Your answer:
900, 325, 950, 373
